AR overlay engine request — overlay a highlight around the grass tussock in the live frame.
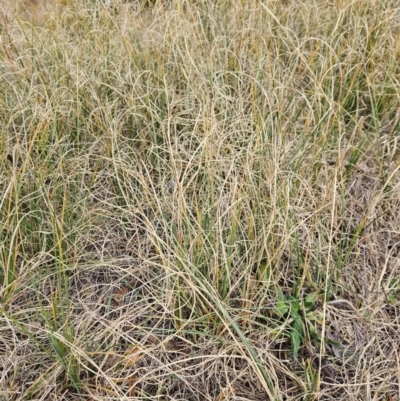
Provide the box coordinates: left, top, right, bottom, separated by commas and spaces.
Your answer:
0, 0, 400, 400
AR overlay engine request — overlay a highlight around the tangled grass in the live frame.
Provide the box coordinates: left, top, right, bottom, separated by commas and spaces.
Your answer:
1, 0, 399, 400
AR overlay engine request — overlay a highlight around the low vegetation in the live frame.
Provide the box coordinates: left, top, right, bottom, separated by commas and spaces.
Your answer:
0, 0, 399, 400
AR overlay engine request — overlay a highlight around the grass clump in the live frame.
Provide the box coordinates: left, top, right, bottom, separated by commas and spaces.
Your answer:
0, 0, 399, 400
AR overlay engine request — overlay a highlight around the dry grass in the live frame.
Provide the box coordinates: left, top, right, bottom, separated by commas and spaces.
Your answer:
0, 0, 400, 400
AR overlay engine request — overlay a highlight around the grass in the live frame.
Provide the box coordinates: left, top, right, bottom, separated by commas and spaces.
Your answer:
0, 0, 399, 399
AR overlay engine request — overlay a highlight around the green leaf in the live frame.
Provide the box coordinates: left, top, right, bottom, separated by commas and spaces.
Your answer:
273, 288, 290, 317
389, 278, 400, 290
275, 295, 289, 318
291, 298, 300, 313
304, 291, 320, 311
291, 317, 303, 360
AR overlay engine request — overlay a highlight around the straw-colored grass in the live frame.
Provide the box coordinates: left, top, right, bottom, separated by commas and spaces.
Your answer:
1, 0, 399, 400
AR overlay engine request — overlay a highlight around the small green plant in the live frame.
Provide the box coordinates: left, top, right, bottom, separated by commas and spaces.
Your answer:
387, 278, 400, 305
272, 289, 323, 360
